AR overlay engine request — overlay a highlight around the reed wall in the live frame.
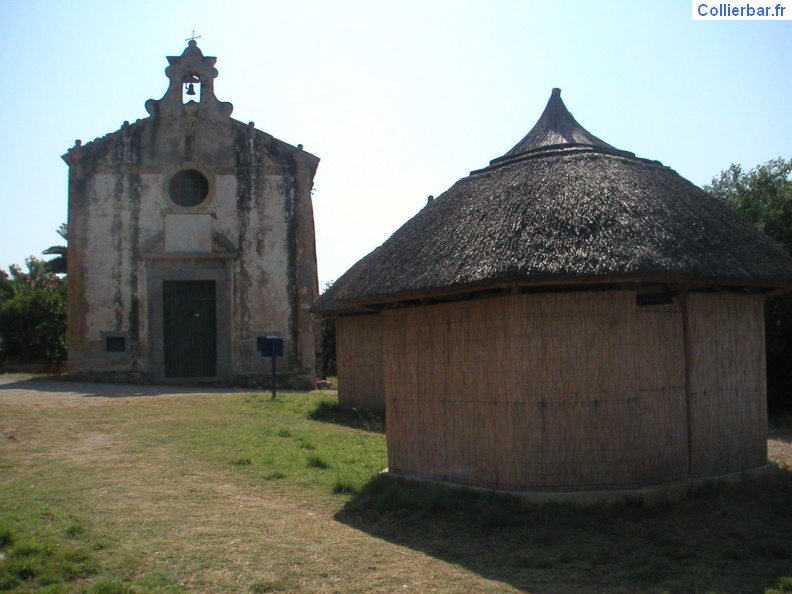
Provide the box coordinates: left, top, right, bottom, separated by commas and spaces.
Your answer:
337, 314, 385, 408
382, 290, 766, 491
687, 292, 767, 476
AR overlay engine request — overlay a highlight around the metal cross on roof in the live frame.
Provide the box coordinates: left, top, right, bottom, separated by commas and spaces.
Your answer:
185, 29, 202, 43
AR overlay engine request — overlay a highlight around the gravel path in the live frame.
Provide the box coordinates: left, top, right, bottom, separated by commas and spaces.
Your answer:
0, 374, 262, 406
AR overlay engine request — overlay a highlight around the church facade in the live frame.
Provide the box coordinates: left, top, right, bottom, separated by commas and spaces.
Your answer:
63, 41, 320, 387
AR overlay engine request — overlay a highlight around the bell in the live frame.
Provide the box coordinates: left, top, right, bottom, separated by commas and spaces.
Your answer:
185, 83, 196, 96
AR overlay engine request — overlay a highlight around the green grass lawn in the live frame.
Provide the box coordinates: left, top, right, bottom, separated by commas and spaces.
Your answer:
2, 385, 792, 593
170, 392, 386, 496
0, 390, 387, 593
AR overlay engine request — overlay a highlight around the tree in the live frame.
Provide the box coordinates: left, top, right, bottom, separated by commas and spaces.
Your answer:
0, 257, 62, 299
318, 281, 337, 378
707, 159, 792, 251
705, 157, 792, 407
0, 269, 13, 302
43, 223, 68, 275
0, 257, 66, 363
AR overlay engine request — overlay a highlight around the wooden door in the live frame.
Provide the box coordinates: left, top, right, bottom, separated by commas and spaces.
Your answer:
163, 281, 217, 378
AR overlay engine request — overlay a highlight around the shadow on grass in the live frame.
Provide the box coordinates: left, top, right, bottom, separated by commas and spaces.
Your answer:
335, 468, 792, 594
306, 399, 385, 434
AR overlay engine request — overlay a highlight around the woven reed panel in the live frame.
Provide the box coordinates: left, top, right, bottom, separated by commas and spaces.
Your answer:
337, 314, 384, 408
687, 292, 767, 476
384, 291, 694, 491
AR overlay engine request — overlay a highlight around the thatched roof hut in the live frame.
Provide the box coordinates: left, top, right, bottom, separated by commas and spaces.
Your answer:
317, 89, 792, 497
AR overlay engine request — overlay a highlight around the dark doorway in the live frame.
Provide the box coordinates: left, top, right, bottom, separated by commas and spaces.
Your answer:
163, 281, 217, 378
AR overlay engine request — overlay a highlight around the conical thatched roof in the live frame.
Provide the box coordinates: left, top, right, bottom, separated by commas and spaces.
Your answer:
501, 88, 620, 157
316, 89, 792, 312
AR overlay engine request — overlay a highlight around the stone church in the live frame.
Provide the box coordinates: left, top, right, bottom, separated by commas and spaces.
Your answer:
63, 41, 320, 387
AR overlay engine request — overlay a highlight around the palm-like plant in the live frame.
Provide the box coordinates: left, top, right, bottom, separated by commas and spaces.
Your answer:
43, 223, 68, 274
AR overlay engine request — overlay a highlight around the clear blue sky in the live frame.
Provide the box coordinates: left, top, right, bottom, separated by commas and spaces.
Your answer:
1, 0, 790, 287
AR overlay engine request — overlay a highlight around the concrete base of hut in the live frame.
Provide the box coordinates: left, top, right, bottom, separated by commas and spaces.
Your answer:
383, 463, 776, 506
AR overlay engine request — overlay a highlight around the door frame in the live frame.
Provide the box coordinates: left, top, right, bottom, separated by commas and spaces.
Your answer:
147, 257, 232, 383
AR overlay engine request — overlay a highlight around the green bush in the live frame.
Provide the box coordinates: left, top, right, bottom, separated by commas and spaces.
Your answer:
0, 257, 66, 363
0, 287, 66, 362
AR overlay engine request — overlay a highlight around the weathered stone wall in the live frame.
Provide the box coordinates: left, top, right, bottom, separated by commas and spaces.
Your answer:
64, 42, 319, 387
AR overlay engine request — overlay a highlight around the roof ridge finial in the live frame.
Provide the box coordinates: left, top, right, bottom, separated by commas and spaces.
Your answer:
185, 29, 202, 44
497, 88, 618, 160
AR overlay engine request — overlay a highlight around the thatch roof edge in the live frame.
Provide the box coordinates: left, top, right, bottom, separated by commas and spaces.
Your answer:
314, 275, 791, 315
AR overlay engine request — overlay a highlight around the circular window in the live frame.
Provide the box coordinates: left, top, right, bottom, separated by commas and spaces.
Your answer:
168, 169, 209, 207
